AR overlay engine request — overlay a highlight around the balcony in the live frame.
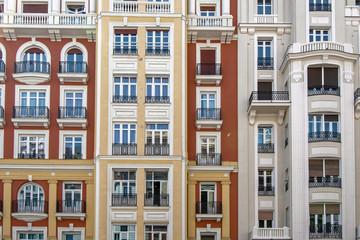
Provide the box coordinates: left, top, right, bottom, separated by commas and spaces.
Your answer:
145, 144, 169, 156
12, 200, 48, 222
145, 96, 170, 104
63, 153, 83, 159
146, 47, 170, 56
258, 186, 275, 196
196, 153, 221, 166
112, 143, 137, 155
57, 107, 88, 129
58, 61, 88, 84
309, 3, 331, 11
113, 1, 171, 13
0, 60, 6, 83
13, 61, 50, 84
250, 226, 291, 240
144, 193, 169, 207
55, 200, 86, 221
188, 15, 234, 43
18, 152, 45, 159
309, 224, 342, 239
113, 95, 137, 104
196, 201, 222, 222
283, 42, 354, 58
308, 85, 340, 96
12, 106, 50, 128
112, 193, 137, 207
195, 63, 222, 85
257, 57, 274, 70
309, 176, 341, 188
113, 47, 138, 56
195, 108, 222, 130
258, 143, 275, 153
254, 14, 278, 24
248, 91, 290, 125
308, 131, 341, 143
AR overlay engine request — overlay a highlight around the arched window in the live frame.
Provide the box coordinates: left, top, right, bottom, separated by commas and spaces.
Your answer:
22, 48, 47, 73
17, 183, 45, 212
66, 48, 84, 73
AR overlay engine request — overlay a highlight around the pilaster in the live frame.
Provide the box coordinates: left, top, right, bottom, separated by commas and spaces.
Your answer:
187, 180, 196, 239
86, 180, 95, 239
48, 180, 58, 239
137, 168, 145, 240
2, 179, 12, 240
137, 26, 146, 156
221, 181, 231, 239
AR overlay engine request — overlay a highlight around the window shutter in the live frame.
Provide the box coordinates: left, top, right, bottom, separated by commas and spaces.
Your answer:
326, 204, 340, 215
258, 211, 273, 220
309, 160, 323, 177
310, 204, 324, 215
325, 160, 339, 176
308, 68, 322, 88
114, 29, 137, 35
23, 4, 48, 13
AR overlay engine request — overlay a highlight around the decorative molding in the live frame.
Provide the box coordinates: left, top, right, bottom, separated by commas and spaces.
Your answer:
249, 110, 256, 125
277, 110, 285, 126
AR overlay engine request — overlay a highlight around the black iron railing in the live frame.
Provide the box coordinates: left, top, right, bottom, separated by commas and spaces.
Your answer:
285, 138, 288, 148
258, 186, 275, 196
145, 144, 169, 156
56, 200, 86, 213
309, 176, 341, 188
144, 193, 169, 206
257, 57, 274, 70
63, 153, 82, 159
0, 60, 5, 73
113, 95, 137, 103
113, 47, 138, 55
145, 96, 170, 103
308, 85, 340, 96
112, 193, 137, 206
13, 106, 49, 119
196, 108, 221, 120
12, 200, 48, 213
196, 201, 222, 214
309, 3, 332, 11
196, 63, 222, 75
58, 107, 87, 119
309, 224, 342, 239
59, 61, 88, 73
248, 91, 289, 107
14, 61, 50, 74
196, 153, 221, 166
112, 143, 137, 155
18, 152, 45, 159
354, 88, 360, 103
258, 143, 274, 153
308, 131, 341, 142
146, 47, 170, 56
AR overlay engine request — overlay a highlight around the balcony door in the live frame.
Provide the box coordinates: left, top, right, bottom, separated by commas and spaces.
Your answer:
65, 92, 83, 117
63, 183, 82, 212
18, 183, 44, 212
200, 183, 216, 214
200, 93, 215, 118
258, 82, 272, 100
20, 91, 46, 117
146, 172, 168, 206
23, 49, 47, 73
66, 49, 83, 73
257, 41, 272, 69
200, 49, 216, 74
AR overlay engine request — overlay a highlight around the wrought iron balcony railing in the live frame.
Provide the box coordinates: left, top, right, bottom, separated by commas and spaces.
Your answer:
13, 106, 49, 119
63, 153, 82, 159
145, 96, 170, 103
248, 91, 289, 106
0, 60, 5, 73
257, 57, 274, 70
258, 143, 274, 153
196, 63, 222, 75
308, 131, 341, 143
56, 200, 86, 213
308, 85, 340, 96
59, 61, 88, 73
14, 61, 50, 74
58, 107, 87, 119
144, 193, 169, 206
113, 95, 137, 103
196, 153, 221, 166
145, 144, 169, 156
196, 201, 222, 214
112, 193, 137, 206
258, 186, 275, 196
196, 108, 221, 120
113, 47, 138, 55
18, 152, 45, 159
112, 143, 137, 155
309, 176, 341, 188
12, 200, 48, 213
146, 47, 170, 56
310, 224, 342, 239
309, 3, 332, 11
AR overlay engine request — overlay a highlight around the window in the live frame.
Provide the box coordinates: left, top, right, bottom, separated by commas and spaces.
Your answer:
114, 124, 136, 144
19, 135, 45, 159
259, 211, 273, 228
257, 0, 271, 15
145, 225, 167, 240
310, 204, 340, 235
308, 115, 339, 133
66, 4, 85, 14
59, 86, 87, 121
258, 127, 274, 153
22, 3, 48, 13
257, 41, 273, 69
18, 183, 45, 212
199, 183, 218, 214
21, 48, 48, 73
113, 76, 137, 103
18, 91, 47, 117
113, 171, 136, 206
146, 124, 168, 145
113, 225, 136, 240
65, 48, 85, 73
63, 183, 82, 212
64, 136, 82, 159
309, 0, 331, 11
0, 49, 4, 72
309, 159, 340, 187
258, 170, 274, 195
309, 29, 329, 42
145, 171, 168, 206
63, 91, 85, 118
146, 30, 169, 55
196, 132, 221, 166
18, 232, 45, 240
200, 6, 216, 16
146, 76, 169, 103
308, 67, 338, 94
62, 232, 82, 240
114, 29, 137, 55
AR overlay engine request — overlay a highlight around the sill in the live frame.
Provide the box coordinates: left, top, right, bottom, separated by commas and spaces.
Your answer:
12, 212, 48, 222
0, 118, 6, 128
143, 206, 170, 210
196, 119, 223, 130
12, 118, 50, 128
57, 73, 88, 84
13, 72, 50, 85
195, 75, 222, 85
55, 212, 86, 221
111, 206, 138, 210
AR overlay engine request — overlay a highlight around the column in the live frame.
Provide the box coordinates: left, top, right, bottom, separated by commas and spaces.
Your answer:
89, 0, 96, 13
137, 169, 145, 240
2, 179, 12, 240
47, 180, 58, 240
5, 0, 15, 13
187, 181, 196, 240
85, 180, 95, 240
52, 0, 60, 13
138, 0, 146, 13
222, 0, 230, 16
137, 27, 146, 156
221, 181, 231, 240
188, 0, 195, 16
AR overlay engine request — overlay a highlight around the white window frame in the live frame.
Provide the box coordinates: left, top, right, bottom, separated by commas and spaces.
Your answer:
258, 126, 273, 144
113, 123, 137, 144
258, 169, 274, 187
14, 130, 49, 159
58, 227, 85, 240
196, 87, 221, 109
257, 0, 272, 15
257, 40, 273, 58
145, 76, 169, 98
15, 41, 51, 63
145, 123, 169, 145
113, 76, 137, 98
199, 182, 217, 202
146, 29, 170, 53
112, 224, 136, 240
196, 0, 220, 16
60, 85, 87, 108
60, 41, 88, 62
0, 129, 3, 158
59, 130, 87, 159
259, 219, 273, 228
15, 85, 50, 109
308, 114, 340, 133
196, 131, 221, 154
144, 225, 168, 240
13, 226, 47, 240
113, 170, 137, 194
196, 227, 221, 240
309, 29, 330, 42
63, 182, 82, 201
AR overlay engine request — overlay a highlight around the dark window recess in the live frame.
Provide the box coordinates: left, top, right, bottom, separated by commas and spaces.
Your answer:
324, 68, 338, 87
23, 4, 48, 13
308, 67, 338, 89
25, 48, 44, 54
324, 115, 338, 122
257, 82, 273, 100
201, 50, 216, 64
308, 68, 322, 89
67, 48, 83, 54
0, 4, 4, 13
114, 29, 138, 35
200, 6, 216, 11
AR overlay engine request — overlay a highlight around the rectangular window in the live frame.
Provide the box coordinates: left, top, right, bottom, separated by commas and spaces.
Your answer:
64, 91, 84, 118
309, 0, 331, 11
145, 171, 168, 206
63, 232, 82, 240
259, 211, 273, 228
113, 225, 136, 240
308, 115, 339, 133
146, 76, 169, 103
114, 124, 136, 144
19, 135, 45, 159
17, 91, 47, 118
200, 6, 216, 16
64, 136, 82, 159
308, 67, 338, 92
113, 171, 136, 206
258, 170, 274, 195
257, 41, 273, 69
113, 77, 137, 103
146, 30, 169, 55
146, 124, 168, 145
18, 232, 44, 240
145, 225, 167, 240
63, 183, 82, 213
357, 0, 360, 6
309, 29, 329, 42
309, 159, 340, 187
199, 183, 217, 214
257, 0, 271, 15
114, 29, 137, 55
310, 204, 340, 235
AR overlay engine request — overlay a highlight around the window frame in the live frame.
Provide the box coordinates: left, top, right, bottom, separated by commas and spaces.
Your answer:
113, 224, 136, 240
196, 132, 221, 154
257, 0, 272, 15
309, 29, 330, 42
59, 130, 87, 159
145, 76, 170, 101
113, 123, 137, 145
146, 30, 170, 55
308, 114, 340, 133
14, 130, 49, 159
144, 225, 168, 240
145, 123, 169, 145
113, 170, 137, 195
258, 126, 273, 144
113, 76, 137, 100
196, 87, 221, 109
